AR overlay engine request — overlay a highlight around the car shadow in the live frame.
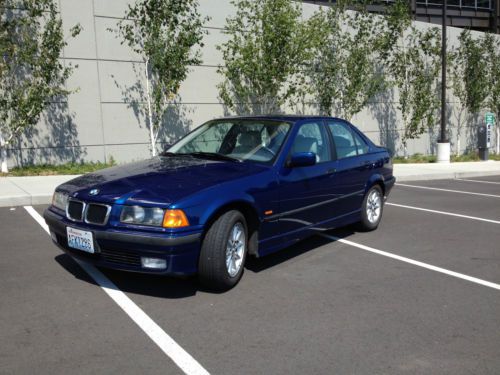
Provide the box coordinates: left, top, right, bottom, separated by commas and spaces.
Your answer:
55, 254, 200, 298
245, 226, 356, 273
54, 226, 357, 299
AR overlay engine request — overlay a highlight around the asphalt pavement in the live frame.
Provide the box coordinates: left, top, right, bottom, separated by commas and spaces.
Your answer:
1, 176, 500, 374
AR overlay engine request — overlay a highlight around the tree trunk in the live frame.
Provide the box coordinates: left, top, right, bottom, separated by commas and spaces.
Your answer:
144, 59, 156, 157
0, 132, 8, 173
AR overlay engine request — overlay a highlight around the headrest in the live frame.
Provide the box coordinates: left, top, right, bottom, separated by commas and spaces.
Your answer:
334, 135, 351, 148
238, 130, 261, 147
293, 135, 317, 153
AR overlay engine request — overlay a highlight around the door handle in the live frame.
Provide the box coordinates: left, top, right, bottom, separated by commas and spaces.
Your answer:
326, 168, 336, 175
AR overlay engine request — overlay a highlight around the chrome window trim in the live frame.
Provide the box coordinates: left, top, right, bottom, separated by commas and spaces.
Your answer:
66, 198, 85, 222
84, 203, 112, 226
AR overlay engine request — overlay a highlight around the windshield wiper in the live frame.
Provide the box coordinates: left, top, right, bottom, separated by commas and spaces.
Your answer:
188, 152, 242, 163
160, 152, 193, 157
160, 152, 177, 157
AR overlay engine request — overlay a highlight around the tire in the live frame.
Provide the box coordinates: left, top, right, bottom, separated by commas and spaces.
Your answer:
358, 185, 384, 231
198, 210, 248, 291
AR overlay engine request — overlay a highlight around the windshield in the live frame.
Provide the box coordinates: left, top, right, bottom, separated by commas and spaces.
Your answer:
167, 119, 291, 163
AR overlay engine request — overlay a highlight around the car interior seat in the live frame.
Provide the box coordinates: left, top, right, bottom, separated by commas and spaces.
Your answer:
334, 135, 357, 158
233, 130, 262, 155
292, 135, 323, 161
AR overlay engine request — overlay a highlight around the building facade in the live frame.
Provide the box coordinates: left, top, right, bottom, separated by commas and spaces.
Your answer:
4, 0, 499, 168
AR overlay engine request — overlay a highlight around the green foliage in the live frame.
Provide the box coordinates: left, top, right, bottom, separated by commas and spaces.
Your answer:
380, 0, 441, 144
114, 0, 207, 156
450, 29, 489, 116
482, 33, 500, 123
392, 153, 437, 163
308, 1, 387, 120
0, 158, 116, 176
217, 0, 313, 114
392, 152, 500, 163
0, 0, 81, 147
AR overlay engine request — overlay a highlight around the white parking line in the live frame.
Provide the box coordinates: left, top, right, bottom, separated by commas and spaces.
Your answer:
386, 202, 500, 225
319, 233, 500, 291
396, 183, 500, 198
24, 206, 210, 375
455, 178, 500, 185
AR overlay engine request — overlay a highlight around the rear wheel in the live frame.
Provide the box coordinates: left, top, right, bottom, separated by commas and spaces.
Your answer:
358, 185, 384, 231
198, 210, 248, 291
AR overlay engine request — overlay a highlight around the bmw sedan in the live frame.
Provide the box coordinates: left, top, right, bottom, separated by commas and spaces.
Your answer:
44, 116, 395, 290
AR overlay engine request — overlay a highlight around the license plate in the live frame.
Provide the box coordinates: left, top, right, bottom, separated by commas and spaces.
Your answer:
66, 227, 95, 253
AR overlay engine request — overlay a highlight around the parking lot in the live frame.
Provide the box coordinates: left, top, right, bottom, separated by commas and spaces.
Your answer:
1, 176, 500, 374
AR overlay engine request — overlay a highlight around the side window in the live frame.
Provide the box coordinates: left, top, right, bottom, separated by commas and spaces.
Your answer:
327, 121, 358, 159
291, 122, 331, 163
352, 130, 369, 155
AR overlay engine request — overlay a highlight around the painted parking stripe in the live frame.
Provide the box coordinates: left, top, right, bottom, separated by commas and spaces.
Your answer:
319, 233, 500, 291
24, 206, 210, 375
455, 178, 500, 185
386, 202, 500, 225
396, 183, 500, 198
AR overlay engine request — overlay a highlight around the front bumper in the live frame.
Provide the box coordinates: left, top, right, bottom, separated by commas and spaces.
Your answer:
44, 208, 202, 275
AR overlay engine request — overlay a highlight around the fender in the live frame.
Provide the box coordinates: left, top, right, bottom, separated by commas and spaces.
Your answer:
365, 172, 386, 194
199, 193, 261, 226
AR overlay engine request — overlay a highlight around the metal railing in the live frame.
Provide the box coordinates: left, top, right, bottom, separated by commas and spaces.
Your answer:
415, 0, 493, 10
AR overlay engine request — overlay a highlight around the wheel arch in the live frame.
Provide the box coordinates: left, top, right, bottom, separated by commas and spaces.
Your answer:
366, 174, 386, 196
202, 200, 261, 257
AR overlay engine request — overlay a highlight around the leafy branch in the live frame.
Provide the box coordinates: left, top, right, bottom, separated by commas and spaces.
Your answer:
0, 0, 81, 172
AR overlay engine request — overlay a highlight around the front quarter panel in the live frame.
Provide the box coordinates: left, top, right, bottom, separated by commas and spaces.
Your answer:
170, 168, 280, 240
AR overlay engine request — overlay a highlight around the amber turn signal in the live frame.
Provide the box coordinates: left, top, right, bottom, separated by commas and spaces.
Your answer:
162, 209, 190, 228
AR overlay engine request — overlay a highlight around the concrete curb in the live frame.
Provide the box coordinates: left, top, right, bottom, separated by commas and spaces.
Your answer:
396, 170, 500, 182
0, 175, 79, 208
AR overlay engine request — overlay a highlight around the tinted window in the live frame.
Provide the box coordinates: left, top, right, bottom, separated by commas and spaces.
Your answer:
352, 130, 369, 155
291, 122, 331, 163
327, 121, 357, 159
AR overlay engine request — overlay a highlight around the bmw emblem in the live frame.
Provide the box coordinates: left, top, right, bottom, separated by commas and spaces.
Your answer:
89, 189, 100, 196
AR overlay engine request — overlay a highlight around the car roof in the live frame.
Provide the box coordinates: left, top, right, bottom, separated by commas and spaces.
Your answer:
213, 115, 349, 124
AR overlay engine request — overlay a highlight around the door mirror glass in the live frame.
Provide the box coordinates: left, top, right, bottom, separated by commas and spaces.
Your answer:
287, 152, 317, 168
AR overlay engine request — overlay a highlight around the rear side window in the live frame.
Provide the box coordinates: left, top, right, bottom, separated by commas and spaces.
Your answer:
351, 130, 369, 155
327, 121, 357, 159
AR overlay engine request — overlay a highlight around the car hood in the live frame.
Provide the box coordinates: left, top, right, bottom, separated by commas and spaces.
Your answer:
58, 156, 269, 206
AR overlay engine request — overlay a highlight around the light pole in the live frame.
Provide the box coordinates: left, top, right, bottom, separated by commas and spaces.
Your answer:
437, 0, 451, 163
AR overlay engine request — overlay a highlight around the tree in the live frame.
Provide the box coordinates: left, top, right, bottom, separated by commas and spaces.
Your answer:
308, 1, 387, 120
449, 29, 490, 153
380, 0, 441, 146
217, 0, 313, 114
114, 0, 207, 156
0, 0, 81, 173
483, 33, 500, 154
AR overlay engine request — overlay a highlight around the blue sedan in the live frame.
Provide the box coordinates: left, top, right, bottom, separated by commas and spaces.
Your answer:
44, 116, 395, 290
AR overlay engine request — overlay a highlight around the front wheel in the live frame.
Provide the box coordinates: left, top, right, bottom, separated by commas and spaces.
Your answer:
198, 210, 248, 291
358, 185, 384, 231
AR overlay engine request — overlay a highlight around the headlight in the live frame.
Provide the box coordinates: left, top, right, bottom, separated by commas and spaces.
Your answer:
120, 206, 189, 228
52, 191, 68, 211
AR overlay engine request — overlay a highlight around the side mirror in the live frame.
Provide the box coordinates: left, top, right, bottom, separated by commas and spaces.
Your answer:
287, 152, 316, 168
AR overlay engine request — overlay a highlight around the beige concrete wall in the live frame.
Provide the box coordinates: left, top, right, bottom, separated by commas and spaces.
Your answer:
5, 0, 498, 167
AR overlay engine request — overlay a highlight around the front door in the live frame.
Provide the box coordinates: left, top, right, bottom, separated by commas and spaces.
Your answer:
277, 121, 338, 239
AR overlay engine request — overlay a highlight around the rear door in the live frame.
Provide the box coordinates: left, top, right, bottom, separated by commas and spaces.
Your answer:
326, 120, 368, 216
